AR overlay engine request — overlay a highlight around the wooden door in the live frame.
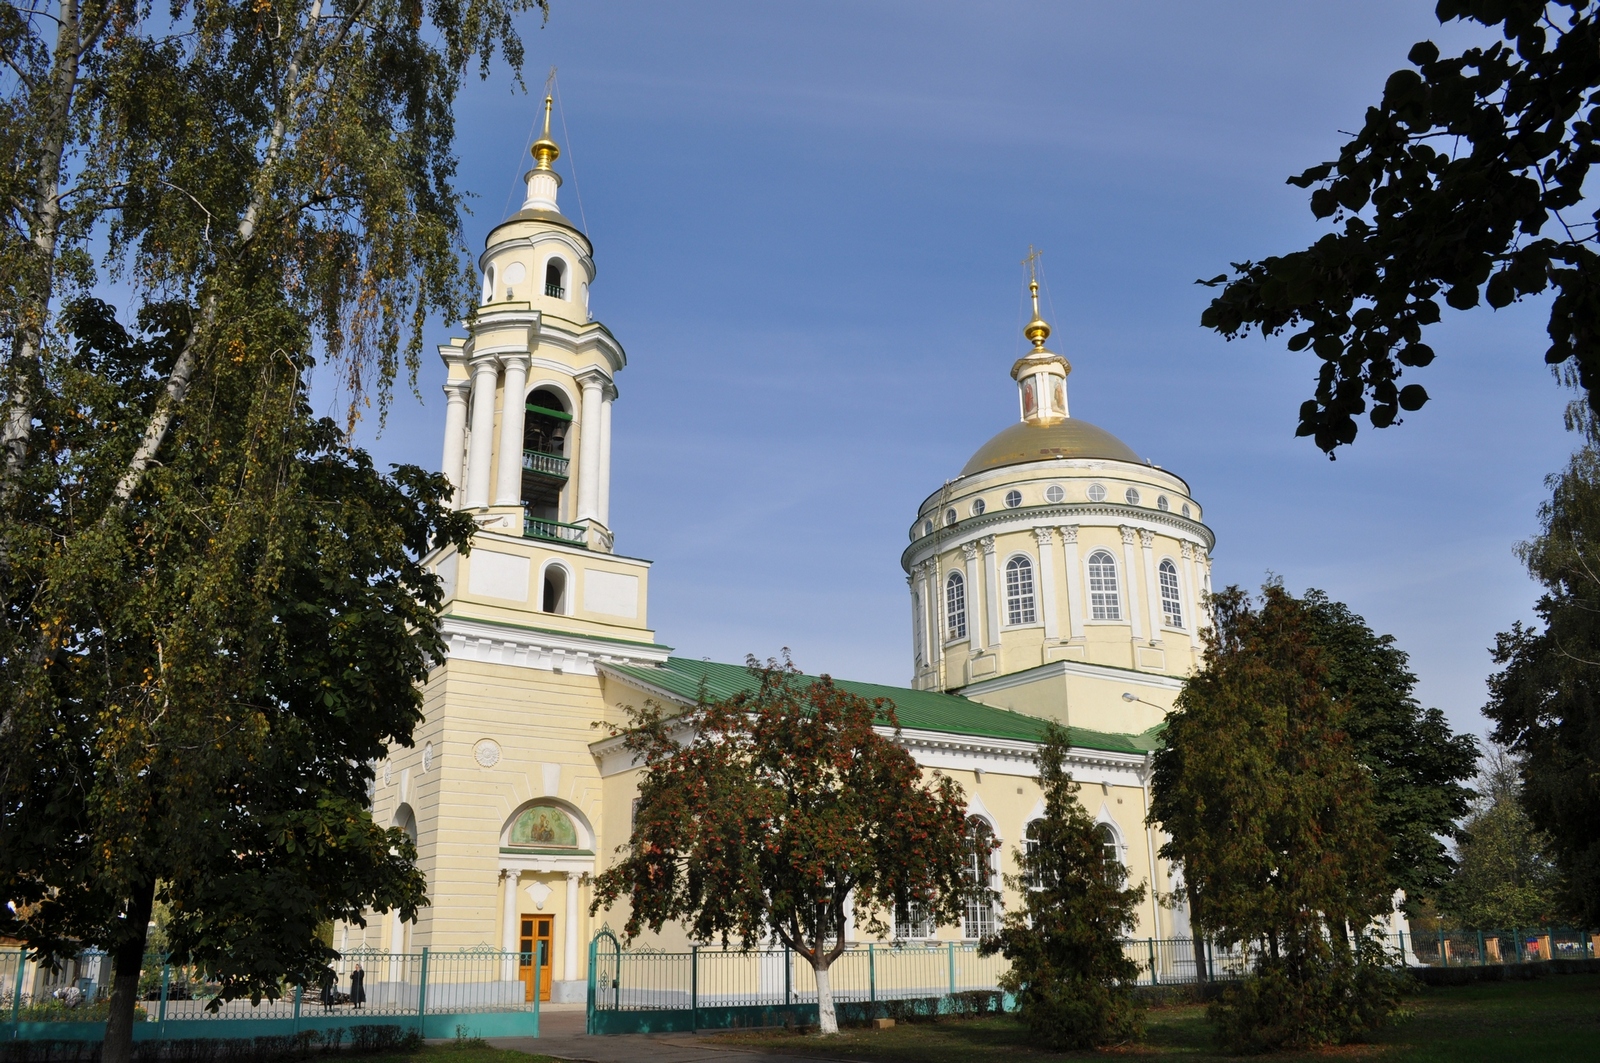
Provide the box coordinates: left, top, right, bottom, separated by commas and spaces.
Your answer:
518, 915, 553, 1002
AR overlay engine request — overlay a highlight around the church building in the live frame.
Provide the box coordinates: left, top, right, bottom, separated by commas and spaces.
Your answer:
350, 103, 1212, 1004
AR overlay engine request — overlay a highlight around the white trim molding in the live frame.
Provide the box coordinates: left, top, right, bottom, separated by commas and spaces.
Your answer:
440, 615, 669, 676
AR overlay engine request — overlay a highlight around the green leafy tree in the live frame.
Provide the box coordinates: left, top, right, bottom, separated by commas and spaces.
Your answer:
0, 295, 473, 1062
590, 657, 977, 1035
1149, 584, 1399, 1052
981, 723, 1144, 1050
1199, 2, 1600, 453
1442, 747, 1561, 928
1298, 590, 1479, 910
1484, 437, 1600, 923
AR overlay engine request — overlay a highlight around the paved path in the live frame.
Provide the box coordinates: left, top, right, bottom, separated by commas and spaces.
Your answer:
488, 1012, 846, 1063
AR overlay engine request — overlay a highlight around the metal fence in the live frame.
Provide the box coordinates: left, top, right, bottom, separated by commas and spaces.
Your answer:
0, 947, 543, 1041
1408, 927, 1598, 967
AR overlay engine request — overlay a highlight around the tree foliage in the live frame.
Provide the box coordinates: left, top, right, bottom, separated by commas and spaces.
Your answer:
1200, 2, 1600, 453
1149, 584, 1399, 1052
590, 657, 977, 1035
980, 723, 1144, 1051
1441, 747, 1562, 928
0, 293, 473, 1055
1484, 438, 1600, 923
1297, 590, 1478, 908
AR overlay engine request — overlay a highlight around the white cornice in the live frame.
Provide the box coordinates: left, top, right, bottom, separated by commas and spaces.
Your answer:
440, 615, 669, 677
961, 659, 1182, 696
902, 505, 1213, 572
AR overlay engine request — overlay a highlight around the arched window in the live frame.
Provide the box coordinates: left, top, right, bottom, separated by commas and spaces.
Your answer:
963, 816, 996, 939
393, 804, 417, 846
1022, 819, 1045, 891
945, 571, 967, 640
542, 564, 568, 614
545, 259, 567, 299
1095, 823, 1120, 869
1087, 550, 1121, 621
1159, 558, 1183, 628
1005, 556, 1036, 626
481, 264, 496, 305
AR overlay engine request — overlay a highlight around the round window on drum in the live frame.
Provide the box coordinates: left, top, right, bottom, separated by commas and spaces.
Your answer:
1125, 487, 1141, 506
1004, 489, 1022, 508
1045, 484, 1065, 504
1087, 483, 1107, 503
971, 498, 986, 516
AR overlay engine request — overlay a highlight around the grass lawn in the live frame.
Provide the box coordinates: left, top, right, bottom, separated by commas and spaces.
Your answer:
709, 973, 1600, 1060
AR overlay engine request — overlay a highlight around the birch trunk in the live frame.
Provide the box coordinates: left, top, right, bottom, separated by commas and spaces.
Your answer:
812, 959, 837, 1035
1, 0, 113, 492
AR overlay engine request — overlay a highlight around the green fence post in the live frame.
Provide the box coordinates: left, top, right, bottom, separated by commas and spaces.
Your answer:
158, 964, 170, 1027
947, 942, 955, 998
690, 946, 699, 1034
868, 944, 876, 1015
292, 982, 302, 1033
533, 944, 542, 1039
586, 938, 596, 1028
1147, 940, 1158, 986
1477, 930, 1486, 966
417, 948, 429, 1028
784, 947, 791, 1006
10, 946, 25, 1024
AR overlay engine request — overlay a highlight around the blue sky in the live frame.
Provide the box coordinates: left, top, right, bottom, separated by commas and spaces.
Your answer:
322, 1, 1573, 740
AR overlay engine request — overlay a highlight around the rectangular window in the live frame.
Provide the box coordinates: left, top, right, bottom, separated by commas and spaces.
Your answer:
1005, 558, 1037, 626
1159, 560, 1184, 628
893, 903, 935, 941
1088, 551, 1121, 621
946, 575, 967, 640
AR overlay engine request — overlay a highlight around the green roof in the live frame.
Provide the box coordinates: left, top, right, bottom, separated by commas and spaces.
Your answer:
601, 657, 1160, 755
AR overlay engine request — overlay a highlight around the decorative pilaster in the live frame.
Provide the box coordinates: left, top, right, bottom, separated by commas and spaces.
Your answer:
1059, 525, 1082, 640
493, 353, 531, 506
462, 354, 501, 509
981, 536, 1001, 647
1033, 527, 1059, 640
1140, 528, 1161, 643
501, 871, 519, 979
1120, 526, 1144, 641
962, 543, 982, 652
1181, 542, 1201, 653
597, 385, 615, 527
564, 872, 580, 983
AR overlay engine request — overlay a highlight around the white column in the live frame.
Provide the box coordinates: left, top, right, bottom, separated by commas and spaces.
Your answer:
564, 873, 580, 984
918, 563, 936, 671
1120, 526, 1144, 641
982, 535, 1001, 648
575, 372, 605, 523
1140, 529, 1162, 641
493, 354, 530, 506
440, 380, 470, 506
597, 388, 614, 527
1059, 525, 1082, 640
907, 575, 922, 673
927, 558, 942, 671
963, 543, 982, 653
1181, 542, 1202, 654
502, 872, 519, 979
1033, 527, 1058, 640
462, 355, 500, 509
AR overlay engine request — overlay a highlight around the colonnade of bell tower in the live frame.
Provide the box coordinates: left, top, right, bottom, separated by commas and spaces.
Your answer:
437, 97, 625, 554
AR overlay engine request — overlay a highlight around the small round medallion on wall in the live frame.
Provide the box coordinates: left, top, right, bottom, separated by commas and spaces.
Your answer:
422, 742, 434, 772
474, 739, 502, 768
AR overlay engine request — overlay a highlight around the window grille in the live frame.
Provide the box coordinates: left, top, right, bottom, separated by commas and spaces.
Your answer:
893, 902, 935, 940
1088, 550, 1120, 620
1159, 559, 1184, 628
1005, 556, 1036, 626
946, 572, 967, 640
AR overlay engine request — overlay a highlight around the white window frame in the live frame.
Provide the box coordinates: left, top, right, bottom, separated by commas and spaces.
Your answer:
945, 570, 968, 642
538, 559, 575, 616
1003, 554, 1038, 627
1158, 557, 1184, 629
543, 255, 570, 300
962, 815, 998, 940
1086, 549, 1122, 621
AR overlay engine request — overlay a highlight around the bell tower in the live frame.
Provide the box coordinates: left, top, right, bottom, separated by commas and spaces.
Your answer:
438, 95, 621, 552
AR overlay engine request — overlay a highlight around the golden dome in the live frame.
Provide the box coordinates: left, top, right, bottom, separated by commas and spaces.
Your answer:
959, 418, 1143, 477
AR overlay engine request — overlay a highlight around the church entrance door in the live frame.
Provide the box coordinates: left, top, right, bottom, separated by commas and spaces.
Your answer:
519, 915, 553, 1001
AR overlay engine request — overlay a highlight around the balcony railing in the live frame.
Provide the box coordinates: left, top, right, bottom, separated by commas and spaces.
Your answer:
525, 517, 588, 548
545, 282, 565, 299
522, 449, 569, 478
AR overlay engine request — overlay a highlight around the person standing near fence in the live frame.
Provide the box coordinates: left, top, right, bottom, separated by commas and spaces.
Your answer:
350, 964, 365, 1010
320, 969, 336, 1011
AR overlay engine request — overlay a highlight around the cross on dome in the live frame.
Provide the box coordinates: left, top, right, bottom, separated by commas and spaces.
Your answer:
1011, 247, 1071, 424
522, 95, 564, 213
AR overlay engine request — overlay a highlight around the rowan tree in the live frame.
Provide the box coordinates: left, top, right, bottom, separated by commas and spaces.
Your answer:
1149, 585, 1400, 1053
590, 656, 978, 1035
1200, 2, 1600, 453
981, 723, 1144, 1051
